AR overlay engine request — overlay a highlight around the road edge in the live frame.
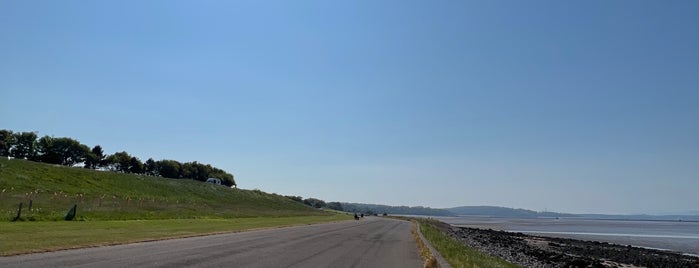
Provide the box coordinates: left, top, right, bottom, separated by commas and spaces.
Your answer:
416, 222, 453, 268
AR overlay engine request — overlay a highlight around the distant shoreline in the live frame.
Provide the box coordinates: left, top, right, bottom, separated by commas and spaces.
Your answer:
436, 215, 699, 256
504, 230, 699, 240
448, 214, 699, 223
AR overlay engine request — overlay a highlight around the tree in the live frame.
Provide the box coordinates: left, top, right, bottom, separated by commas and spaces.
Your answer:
104, 151, 134, 173
59, 138, 89, 166
327, 202, 343, 211
85, 145, 104, 169
218, 172, 235, 187
286, 196, 303, 203
144, 158, 158, 176
11, 131, 37, 159
157, 159, 182, 178
195, 163, 214, 181
0, 129, 14, 156
208, 166, 235, 187
129, 157, 144, 174
181, 162, 198, 181
179, 161, 223, 182
35, 136, 89, 166
303, 198, 326, 209
36, 136, 59, 164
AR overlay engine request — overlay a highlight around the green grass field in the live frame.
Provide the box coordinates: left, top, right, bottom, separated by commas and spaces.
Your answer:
0, 158, 326, 221
0, 158, 352, 255
418, 219, 519, 268
0, 215, 349, 256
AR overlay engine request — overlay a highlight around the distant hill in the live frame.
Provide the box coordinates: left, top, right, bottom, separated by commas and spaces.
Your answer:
334, 200, 699, 221
340, 203, 453, 216
337, 203, 571, 218
334, 201, 699, 221
574, 213, 699, 222
445, 206, 699, 221
0, 158, 327, 221
446, 206, 573, 218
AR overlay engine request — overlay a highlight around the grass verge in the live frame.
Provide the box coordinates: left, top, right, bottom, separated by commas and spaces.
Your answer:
411, 220, 439, 268
418, 219, 519, 268
0, 214, 350, 256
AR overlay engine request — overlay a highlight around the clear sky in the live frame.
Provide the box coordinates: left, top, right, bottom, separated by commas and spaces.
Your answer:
2, 1, 698, 214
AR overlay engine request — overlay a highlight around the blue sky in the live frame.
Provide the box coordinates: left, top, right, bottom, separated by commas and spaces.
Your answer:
2, 1, 698, 214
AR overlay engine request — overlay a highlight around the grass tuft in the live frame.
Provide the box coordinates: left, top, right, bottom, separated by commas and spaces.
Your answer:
411, 220, 439, 268
418, 219, 519, 268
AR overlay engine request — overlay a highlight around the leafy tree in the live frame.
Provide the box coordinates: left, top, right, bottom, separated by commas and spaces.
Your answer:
35, 136, 89, 166
195, 163, 214, 181
326, 202, 343, 211
181, 162, 200, 181
104, 151, 134, 173
58, 138, 89, 166
286, 196, 304, 203
218, 172, 235, 187
36, 136, 59, 164
177, 161, 234, 185
144, 158, 158, 176
85, 145, 104, 169
179, 161, 229, 182
0, 129, 14, 156
129, 157, 144, 174
11, 131, 38, 159
303, 198, 326, 208
157, 159, 182, 178
208, 166, 235, 187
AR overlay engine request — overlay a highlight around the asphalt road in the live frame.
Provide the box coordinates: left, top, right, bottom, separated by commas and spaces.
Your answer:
0, 217, 423, 268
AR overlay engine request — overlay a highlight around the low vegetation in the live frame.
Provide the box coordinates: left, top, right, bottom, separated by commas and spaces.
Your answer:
418, 218, 518, 268
411, 220, 438, 268
342, 202, 452, 216
0, 158, 328, 221
0, 215, 349, 256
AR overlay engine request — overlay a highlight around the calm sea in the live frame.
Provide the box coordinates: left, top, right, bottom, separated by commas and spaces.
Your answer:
434, 216, 699, 256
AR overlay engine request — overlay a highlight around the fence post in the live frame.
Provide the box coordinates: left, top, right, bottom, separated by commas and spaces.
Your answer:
12, 202, 23, 222
65, 204, 77, 221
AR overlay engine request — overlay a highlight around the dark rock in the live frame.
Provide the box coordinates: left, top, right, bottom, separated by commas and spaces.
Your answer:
434, 222, 699, 268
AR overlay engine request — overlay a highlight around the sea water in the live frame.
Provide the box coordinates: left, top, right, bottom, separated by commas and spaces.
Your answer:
435, 216, 699, 256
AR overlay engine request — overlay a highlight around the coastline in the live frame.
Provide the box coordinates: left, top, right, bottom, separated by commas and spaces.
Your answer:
437, 215, 699, 256
431, 220, 699, 268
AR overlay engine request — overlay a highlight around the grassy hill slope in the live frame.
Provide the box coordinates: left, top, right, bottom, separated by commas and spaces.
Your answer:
0, 158, 326, 221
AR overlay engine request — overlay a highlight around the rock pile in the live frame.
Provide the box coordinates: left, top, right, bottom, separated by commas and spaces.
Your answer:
429, 220, 699, 268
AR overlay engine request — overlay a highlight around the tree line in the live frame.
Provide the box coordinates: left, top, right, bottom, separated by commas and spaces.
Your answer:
340, 203, 450, 216
284, 195, 344, 211
0, 129, 235, 186
282, 195, 451, 216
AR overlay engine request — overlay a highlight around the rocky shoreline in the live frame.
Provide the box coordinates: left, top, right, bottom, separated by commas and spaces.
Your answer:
430, 220, 699, 268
